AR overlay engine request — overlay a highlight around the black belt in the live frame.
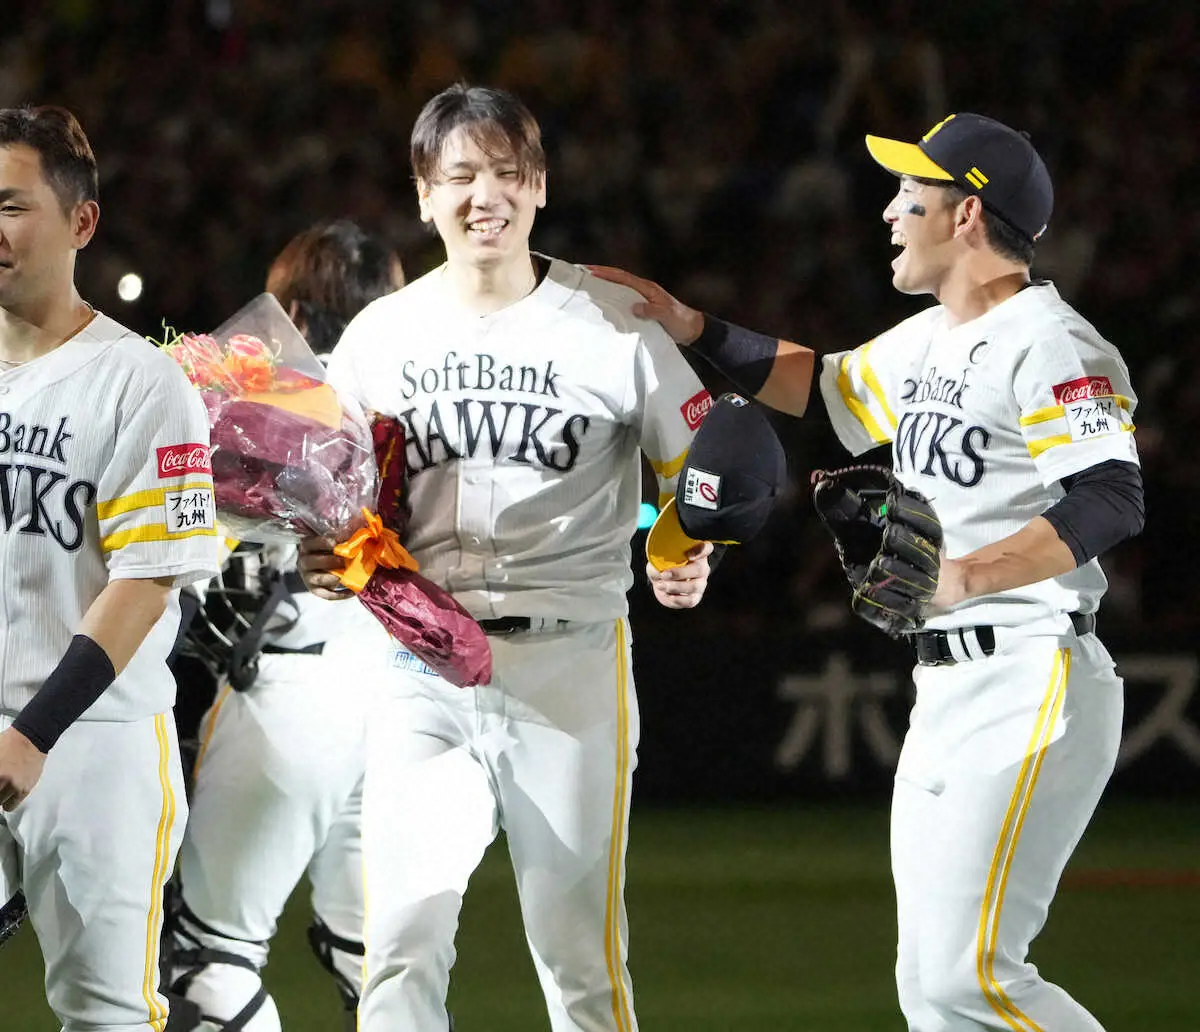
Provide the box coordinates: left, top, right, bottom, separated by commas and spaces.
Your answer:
261, 642, 325, 656
477, 616, 569, 635
914, 611, 1095, 667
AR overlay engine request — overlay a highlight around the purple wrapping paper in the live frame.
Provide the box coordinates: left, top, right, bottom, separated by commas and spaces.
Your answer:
357, 569, 493, 688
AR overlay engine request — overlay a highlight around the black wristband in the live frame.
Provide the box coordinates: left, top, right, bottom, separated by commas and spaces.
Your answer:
689, 315, 778, 396
12, 635, 116, 753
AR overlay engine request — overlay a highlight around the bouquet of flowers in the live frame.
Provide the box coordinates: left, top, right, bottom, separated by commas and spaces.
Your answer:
159, 293, 492, 687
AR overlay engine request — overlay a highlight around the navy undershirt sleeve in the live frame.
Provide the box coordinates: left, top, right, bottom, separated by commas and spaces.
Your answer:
1041, 459, 1144, 565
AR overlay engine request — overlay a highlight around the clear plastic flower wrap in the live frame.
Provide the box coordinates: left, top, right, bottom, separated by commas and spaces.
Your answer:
160, 293, 492, 687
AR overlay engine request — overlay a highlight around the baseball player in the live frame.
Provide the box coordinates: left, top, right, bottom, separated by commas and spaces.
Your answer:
592, 113, 1143, 1031
298, 84, 713, 1032
0, 106, 219, 1029
163, 220, 404, 1031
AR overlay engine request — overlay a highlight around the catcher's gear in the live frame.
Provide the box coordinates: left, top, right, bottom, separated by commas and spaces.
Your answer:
812, 465, 942, 637
0, 891, 27, 948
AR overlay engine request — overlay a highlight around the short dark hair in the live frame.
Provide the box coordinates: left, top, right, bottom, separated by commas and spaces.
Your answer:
410, 84, 545, 187
266, 219, 402, 355
917, 178, 1035, 265
0, 105, 98, 213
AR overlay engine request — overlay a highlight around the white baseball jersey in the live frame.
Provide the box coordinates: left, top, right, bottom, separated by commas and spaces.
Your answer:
327, 256, 710, 620
0, 311, 220, 721
819, 281, 1138, 630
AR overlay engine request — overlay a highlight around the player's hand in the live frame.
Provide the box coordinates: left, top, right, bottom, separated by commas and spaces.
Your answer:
586, 266, 705, 345
0, 727, 47, 811
647, 541, 714, 610
297, 535, 354, 601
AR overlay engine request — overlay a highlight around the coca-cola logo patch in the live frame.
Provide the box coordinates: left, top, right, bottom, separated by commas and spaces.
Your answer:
157, 443, 212, 478
1052, 376, 1114, 405
682, 390, 714, 431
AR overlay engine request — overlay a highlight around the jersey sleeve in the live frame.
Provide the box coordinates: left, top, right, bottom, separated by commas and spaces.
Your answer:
1012, 327, 1139, 486
817, 316, 922, 456
96, 360, 220, 586
629, 322, 710, 505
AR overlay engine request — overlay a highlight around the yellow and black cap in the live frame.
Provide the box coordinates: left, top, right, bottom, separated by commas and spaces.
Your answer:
646, 393, 787, 572
866, 112, 1053, 244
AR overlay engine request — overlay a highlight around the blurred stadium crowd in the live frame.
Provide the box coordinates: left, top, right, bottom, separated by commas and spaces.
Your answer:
4, 0, 1195, 642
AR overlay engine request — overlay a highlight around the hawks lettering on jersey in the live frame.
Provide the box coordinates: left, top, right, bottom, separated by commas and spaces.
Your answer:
0, 411, 96, 551
894, 364, 990, 488
395, 353, 591, 476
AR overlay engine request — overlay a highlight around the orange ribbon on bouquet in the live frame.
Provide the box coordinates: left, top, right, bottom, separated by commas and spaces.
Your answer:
333, 508, 419, 593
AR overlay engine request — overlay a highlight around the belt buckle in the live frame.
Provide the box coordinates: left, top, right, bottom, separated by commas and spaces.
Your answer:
480, 616, 530, 635
914, 633, 953, 667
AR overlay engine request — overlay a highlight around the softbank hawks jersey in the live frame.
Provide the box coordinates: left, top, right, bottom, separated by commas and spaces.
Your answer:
328, 257, 710, 622
819, 282, 1139, 630
0, 313, 220, 720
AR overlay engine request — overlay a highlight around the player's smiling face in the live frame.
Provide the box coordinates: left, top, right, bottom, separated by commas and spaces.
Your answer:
0, 143, 96, 314
417, 127, 546, 271
883, 176, 960, 296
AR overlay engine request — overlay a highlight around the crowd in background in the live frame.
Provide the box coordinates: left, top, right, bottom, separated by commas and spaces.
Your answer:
5, 0, 1195, 645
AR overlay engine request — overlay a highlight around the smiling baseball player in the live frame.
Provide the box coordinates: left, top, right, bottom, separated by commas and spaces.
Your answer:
298, 84, 713, 1032
592, 113, 1144, 1031
0, 105, 219, 1030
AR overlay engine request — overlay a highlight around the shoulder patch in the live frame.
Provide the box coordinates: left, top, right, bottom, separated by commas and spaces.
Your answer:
681, 389, 713, 431
157, 443, 212, 478
1052, 376, 1122, 444
1052, 375, 1113, 404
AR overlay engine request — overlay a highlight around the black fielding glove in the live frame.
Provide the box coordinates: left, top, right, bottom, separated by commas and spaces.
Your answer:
812, 465, 942, 637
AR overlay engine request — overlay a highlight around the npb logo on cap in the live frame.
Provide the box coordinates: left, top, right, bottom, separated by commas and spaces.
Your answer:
682, 467, 721, 511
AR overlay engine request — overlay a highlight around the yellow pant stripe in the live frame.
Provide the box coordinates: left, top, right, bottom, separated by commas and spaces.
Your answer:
359, 838, 370, 1032
604, 620, 633, 1031
191, 683, 232, 783
975, 650, 1068, 1031
142, 714, 176, 1031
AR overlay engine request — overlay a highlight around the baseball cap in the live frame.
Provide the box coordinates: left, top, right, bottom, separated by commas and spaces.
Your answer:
865, 112, 1053, 243
646, 393, 787, 572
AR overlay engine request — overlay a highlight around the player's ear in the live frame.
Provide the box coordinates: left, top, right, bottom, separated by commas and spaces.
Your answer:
535, 171, 547, 210
416, 178, 433, 223
71, 200, 100, 250
287, 300, 308, 338
955, 194, 984, 239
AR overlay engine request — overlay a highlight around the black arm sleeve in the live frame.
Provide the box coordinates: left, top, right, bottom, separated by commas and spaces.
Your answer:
689, 315, 779, 396
12, 635, 117, 753
1041, 459, 1145, 566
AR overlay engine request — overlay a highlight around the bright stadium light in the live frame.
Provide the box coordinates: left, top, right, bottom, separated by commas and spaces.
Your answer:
117, 272, 143, 302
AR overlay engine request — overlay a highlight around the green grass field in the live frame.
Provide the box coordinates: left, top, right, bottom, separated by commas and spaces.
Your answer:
4, 801, 1198, 1030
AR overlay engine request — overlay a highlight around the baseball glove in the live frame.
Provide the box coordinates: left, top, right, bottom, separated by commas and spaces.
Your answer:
811, 465, 942, 637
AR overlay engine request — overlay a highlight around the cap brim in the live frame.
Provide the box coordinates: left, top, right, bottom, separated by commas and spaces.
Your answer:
865, 135, 954, 180
646, 499, 704, 572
